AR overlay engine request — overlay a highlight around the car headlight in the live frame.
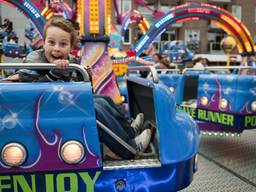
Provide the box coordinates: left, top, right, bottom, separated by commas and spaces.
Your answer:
60, 140, 85, 164
2, 143, 27, 167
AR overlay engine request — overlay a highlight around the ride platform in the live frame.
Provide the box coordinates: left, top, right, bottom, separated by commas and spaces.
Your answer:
182, 129, 256, 191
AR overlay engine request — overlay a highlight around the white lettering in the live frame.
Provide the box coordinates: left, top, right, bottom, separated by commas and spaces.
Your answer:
23, 1, 40, 19
155, 14, 174, 28
135, 35, 149, 52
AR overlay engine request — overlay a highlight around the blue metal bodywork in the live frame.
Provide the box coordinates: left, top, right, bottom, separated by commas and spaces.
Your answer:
2, 42, 23, 57
161, 41, 194, 64
0, 82, 101, 171
159, 74, 185, 104
0, 78, 199, 191
158, 70, 256, 134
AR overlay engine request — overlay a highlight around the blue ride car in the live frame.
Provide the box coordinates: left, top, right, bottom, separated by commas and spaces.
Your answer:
161, 40, 194, 64
0, 63, 200, 192
158, 66, 256, 135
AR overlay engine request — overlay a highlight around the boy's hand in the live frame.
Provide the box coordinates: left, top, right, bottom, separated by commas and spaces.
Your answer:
1, 74, 19, 81
54, 59, 70, 69
84, 65, 92, 77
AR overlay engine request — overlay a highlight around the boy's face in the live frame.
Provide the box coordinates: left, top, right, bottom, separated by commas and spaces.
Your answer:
44, 26, 72, 63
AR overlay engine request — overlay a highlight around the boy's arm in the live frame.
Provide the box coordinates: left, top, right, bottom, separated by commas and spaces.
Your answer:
26, 50, 71, 82
26, 50, 43, 63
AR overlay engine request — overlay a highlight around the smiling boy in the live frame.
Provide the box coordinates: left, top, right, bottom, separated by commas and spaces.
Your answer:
24, 17, 78, 82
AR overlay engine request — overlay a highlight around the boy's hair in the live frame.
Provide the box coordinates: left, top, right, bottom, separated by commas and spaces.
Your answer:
67, 19, 80, 31
43, 17, 76, 47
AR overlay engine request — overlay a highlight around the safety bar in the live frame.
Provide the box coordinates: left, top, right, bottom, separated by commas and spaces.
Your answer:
156, 69, 180, 74
0, 63, 90, 81
126, 66, 159, 83
182, 66, 256, 74
97, 120, 137, 155
97, 120, 154, 158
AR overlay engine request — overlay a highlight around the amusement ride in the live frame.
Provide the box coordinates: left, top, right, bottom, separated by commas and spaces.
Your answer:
0, 0, 255, 191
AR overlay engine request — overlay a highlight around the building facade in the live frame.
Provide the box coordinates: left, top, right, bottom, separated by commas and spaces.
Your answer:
120, 0, 256, 55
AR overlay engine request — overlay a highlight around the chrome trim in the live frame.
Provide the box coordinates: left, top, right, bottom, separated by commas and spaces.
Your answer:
0, 63, 90, 81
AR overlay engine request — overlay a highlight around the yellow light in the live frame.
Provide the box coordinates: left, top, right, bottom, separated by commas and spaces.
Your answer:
219, 98, 228, 109
201, 131, 240, 137
89, 0, 99, 34
61, 140, 85, 164
245, 42, 252, 52
211, 20, 244, 54
77, 0, 84, 35
41, 7, 49, 15
143, 18, 150, 30
105, 0, 112, 35
169, 87, 175, 93
251, 101, 256, 112
200, 96, 208, 106
46, 12, 53, 20
220, 14, 254, 53
241, 22, 255, 50
121, 96, 125, 102
2, 143, 26, 167
220, 15, 241, 32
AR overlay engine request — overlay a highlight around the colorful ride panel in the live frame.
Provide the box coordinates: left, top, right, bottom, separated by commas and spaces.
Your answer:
121, 10, 150, 37
158, 67, 256, 135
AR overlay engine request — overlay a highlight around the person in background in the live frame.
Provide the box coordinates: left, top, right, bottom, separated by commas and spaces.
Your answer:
153, 53, 163, 68
3, 17, 152, 159
247, 56, 256, 74
240, 56, 256, 75
1, 18, 13, 34
193, 57, 204, 68
247, 56, 256, 67
158, 58, 171, 69
201, 57, 209, 67
7, 33, 18, 44
162, 50, 170, 62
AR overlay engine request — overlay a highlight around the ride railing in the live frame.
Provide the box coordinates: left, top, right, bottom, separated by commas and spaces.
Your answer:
182, 66, 256, 74
126, 65, 180, 82
126, 65, 159, 83
0, 63, 90, 81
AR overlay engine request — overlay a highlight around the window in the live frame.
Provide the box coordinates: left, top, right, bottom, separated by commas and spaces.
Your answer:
160, 5, 170, 12
138, 5, 155, 25
232, 5, 242, 20
161, 33, 169, 41
255, 8, 256, 23
123, 28, 131, 45
160, 31, 176, 41
121, 0, 131, 14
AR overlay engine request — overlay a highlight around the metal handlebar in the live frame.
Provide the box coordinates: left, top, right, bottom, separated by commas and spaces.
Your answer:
182, 66, 256, 73
0, 63, 90, 81
126, 65, 159, 83
156, 69, 180, 74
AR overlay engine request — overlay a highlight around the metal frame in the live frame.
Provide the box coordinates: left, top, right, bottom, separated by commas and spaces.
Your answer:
0, 63, 90, 81
182, 66, 256, 73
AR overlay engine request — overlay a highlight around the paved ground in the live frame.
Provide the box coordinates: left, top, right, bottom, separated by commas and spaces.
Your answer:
181, 129, 256, 192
